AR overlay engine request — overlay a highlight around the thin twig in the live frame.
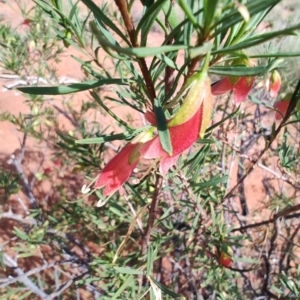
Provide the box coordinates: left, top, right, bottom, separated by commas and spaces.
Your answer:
114, 0, 156, 104
3, 253, 51, 299
232, 204, 300, 232
9, 154, 38, 209
0, 261, 58, 287
142, 174, 163, 255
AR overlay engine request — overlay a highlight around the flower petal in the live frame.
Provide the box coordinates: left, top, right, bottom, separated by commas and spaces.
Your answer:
211, 77, 233, 96
141, 104, 203, 161
159, 154, 180, 175
270, 70, 281, 98
232, 76, 254, 103
274, 99, 290, 120
144, 111, 157, 125
95, 143, 139, 196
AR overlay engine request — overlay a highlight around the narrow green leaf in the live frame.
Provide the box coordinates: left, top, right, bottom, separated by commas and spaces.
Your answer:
110, 275, 134, 300
154, 98, 172, 155
284, 80, 300, 122
192, 175, 228, 189
114, 267, 144, 275
177, 0, 199, 29
250, 51, 300, 58
81, 0, 131, 46
162, 0, 180, 30
203, 0, 219, 34
209, 59, 283, 76
213, 23, 300, 54
213, 0, 281, 37
189, 43, 213, 59
17, 79, 128, 95
97, 31, 189, 57
0, 250, 6, 270
76, 126, 152, 144
146, 245, 154, 276
149, 276, 181, 298
155, 54, 179, 70
76, 133, 131, 144
135, 0, 167, 45
13, 227, 28, 240
234, 256, 260, 264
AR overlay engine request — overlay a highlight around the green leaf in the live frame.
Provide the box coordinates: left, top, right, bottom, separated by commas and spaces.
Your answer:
285, 80, 300, 121
177, 0, 200, 30
203, 0, 219, 35
213, 23, 300, 54
192, 175, 228, 189
110, 275, 134, 300
0, 249, 5, 270
135, 0, 167, 46
162, 0, 180, 30
213, 0, 281, 37
114, 267, 144, 275
76, 133, 131, 144
155, 54, 179, 70
17, 79, 128, 95
81, 0, 130, 45
76, 126, 152, 144
234, 256, 260, 264
96, 31, 189, 57
189, 43, 213, 59
209, 59, 283, 76
250, 51, 300, 58
149, 276, 181, 298
13, 226, 28, 240
146, 245, 154, 276
154, 98, 172, 155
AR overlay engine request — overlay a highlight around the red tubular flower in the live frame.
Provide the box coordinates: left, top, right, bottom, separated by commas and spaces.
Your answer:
218, 252, 233, 268
94, 143, 140, 196
269, 70, 281, 98
212, 75, 254, 103
141, 73, 212, 175
94, 57, 213, 195
94, 130, 153, 196
215, 247, 233, 268
212, 57, 254, 103
274, 93, 292, 120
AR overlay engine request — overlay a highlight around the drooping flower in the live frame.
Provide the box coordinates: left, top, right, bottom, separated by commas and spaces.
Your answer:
94, 130, 153, 196
269, 70, 281, 98
212, 58, 254, 103
141, 71, 212, 175
274, 93, 292, 120
215, 246, 233, 268
212, 76, 254, 103
94, 57, 213, 195
218, 251, 233, 268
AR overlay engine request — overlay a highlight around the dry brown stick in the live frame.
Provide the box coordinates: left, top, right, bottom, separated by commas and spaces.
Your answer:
142, 174, 163, 255
114, 0, 156, 104
0, 261, 58, 287
3, 253, 51, 299
261, 217, 279, 297
279, 222, 300, 273
232, 204, 300, 232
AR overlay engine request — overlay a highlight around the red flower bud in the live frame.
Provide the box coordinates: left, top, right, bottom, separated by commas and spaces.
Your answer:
269, 70, 281, 98
274, 93, 292, 120
212, 57, 254, 103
